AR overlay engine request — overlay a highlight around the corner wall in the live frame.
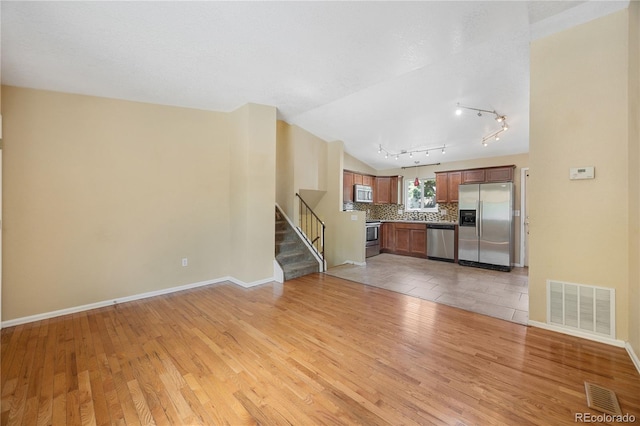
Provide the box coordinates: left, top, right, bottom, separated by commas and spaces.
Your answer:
529, 10, 633, 340
627, 1, 640, 359
228, 104, 277, 284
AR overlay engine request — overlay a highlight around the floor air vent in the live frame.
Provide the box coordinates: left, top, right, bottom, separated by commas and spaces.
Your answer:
547, 280, 615, 339
584, 382, 622, 415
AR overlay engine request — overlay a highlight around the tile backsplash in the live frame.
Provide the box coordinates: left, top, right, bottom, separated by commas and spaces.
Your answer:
345, 202, 458, 223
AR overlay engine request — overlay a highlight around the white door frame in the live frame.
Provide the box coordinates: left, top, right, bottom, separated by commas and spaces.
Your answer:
520, 167, 529, 267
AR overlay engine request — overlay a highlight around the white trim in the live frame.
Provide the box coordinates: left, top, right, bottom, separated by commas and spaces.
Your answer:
528, 320, 625, 348
273, 260, 284, 283
226, 276, 275, 288
341, 260, 367, 266
1, 275, 276, 328
275, 203, 324, 271
625, 342, 640, 375
520, 167, 529, 268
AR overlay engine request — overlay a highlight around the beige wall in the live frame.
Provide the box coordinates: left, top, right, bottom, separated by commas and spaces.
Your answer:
2, 86, 278, 321
378, 153, 529, 265
316, 141, 366, 267
276, 121, 295, 218
627, 1, 640, 356
344, 152, 376, 175
228, 103, 277, 284
275, 121, 328, 220
530, 9, 635, 341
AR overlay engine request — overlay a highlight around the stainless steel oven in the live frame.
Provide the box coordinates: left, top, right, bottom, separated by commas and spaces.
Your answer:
365, 221, 381, 257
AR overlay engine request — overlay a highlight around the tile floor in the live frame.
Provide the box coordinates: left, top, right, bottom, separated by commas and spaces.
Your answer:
325, 253, 529, 325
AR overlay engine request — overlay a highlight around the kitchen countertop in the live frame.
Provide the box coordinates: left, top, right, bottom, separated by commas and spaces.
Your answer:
375, 220, 458, 225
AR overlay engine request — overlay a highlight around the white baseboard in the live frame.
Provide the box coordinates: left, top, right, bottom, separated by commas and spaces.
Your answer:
528, 320, 626, 348
626, 342, 640, 375
226, 276, 275, 288
1, 275, 276, 328
341, 260, 367, 266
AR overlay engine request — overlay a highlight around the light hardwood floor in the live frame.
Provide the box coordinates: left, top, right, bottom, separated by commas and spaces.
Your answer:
2, 274, 639, 425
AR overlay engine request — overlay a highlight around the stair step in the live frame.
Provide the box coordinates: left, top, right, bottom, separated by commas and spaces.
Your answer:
276, 250, 309, 264
283, 260, 319, 280
275, 207, 322, 280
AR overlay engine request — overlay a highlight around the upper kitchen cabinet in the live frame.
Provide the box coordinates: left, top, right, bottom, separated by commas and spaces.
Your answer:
436, 171, 461, 203
485, 166, 514, 182
343, 170, 377, 203
343, 171, 354, 202
362, 175, 374, 186
461, 165, 515, 184
436, 166, 514, 202
462, 169, 485, 183
374, 176, 401, 204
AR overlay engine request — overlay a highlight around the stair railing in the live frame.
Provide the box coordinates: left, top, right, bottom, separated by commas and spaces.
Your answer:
295, 193, 325, 271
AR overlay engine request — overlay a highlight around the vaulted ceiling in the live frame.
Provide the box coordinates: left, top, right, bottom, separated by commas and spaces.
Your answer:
1, 1, 628, 169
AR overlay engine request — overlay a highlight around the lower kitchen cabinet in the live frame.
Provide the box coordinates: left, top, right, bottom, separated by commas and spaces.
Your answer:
381, 222, 427, 258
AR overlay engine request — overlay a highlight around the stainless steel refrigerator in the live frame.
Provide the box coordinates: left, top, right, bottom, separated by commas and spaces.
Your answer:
458, 182, 514, 271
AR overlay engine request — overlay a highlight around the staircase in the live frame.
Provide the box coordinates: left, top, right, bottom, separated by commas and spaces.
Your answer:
275, 207, 320, 280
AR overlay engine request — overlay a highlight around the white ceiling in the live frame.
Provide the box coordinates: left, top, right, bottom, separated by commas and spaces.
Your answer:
1, 1, 629, 170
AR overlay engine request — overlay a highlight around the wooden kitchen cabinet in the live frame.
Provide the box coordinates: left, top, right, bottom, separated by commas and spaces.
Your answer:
447, 171, 461, 203
436, 171, 462, 203
374, 176, 400, 204
362, 175, 374, 186
394, 223, 427, 258
343, 171, 354, 203
438, 165, 515, 203
375, 177, 391, 203
486, 166, 514, 182
462, 169, 485, 183
382, 222, 427, 258
380, 222, 395, 252
354, 174, 363, 185
435, 173, 449, 203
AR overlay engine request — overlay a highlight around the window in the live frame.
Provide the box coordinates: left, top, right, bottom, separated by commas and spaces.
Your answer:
405, 177, 438, 212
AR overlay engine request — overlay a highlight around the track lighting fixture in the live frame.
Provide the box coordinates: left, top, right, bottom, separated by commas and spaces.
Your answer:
377, 144, 446, 161
455, 103, 511, 146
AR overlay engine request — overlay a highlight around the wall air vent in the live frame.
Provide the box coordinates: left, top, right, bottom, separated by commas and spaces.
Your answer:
547, 280, 615, 339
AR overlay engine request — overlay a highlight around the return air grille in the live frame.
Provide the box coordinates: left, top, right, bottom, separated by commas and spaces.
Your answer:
584, 382, 622, 415
547, 280, 615, 339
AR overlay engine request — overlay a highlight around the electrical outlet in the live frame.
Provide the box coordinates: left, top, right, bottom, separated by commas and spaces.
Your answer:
182, 258, 188, 267
351, 215, 357, 221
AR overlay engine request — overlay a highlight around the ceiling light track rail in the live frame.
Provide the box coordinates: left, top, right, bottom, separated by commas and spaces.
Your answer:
377, 144, 446, 160
455, 103, 510, 146
400, 162, 441, 170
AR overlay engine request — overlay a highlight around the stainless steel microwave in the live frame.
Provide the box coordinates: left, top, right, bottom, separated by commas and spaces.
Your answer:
354, 184, 373, 203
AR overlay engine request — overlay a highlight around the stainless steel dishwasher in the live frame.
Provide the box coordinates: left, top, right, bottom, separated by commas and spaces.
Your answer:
427, 224, 456, 262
